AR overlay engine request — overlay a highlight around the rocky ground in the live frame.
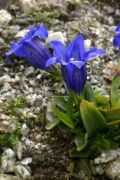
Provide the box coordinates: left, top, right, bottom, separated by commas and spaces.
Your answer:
0, 0, 120, 179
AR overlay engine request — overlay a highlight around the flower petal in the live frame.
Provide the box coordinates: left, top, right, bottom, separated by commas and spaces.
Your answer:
6, 43, 27, 63
113, 34, 120, 47
32, 24, 48, 38
72, 64, 87, 94
68, 35, 86, 61
46, 57, 59, 67
115, 23, 120, 34
61, 62, 87, 95
23, 38, 51, 69
85, 47, 106, 61
50, 40, 69, 62
70, 61, 85, 69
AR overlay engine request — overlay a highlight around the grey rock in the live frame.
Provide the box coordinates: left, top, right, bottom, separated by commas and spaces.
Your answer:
105, 157, 120, 179
25, 67, 34, 77
15, 165, 31, 179
0, 174, 17, 180
0, 0, 12, 9
0, 10, 12, 28
93, 149, 120, 164
21, 157, 32, 165
0, 75, 11, 85
15, 29, 29, 38
14, 141, 24, 160
19, 0, 36, 14
21, 123, 29, 137
46, 31, 66, 44
1, 149, 15, 173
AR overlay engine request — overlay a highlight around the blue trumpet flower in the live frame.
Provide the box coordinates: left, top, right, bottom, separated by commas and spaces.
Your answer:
6, 24, 52, 71
46, 35, 105, 95
113, 23, 120, 50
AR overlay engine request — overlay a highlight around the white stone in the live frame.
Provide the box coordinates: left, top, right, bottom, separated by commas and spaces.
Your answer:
14, 141, 24, 160
1, 149, 15, 173
19, 0, 36, 14
46, 31, 67, 44
85, 39, 91, 49
21, 123, 29, 137
0, 75, 11, 85
15, 165, 31, 179
0, 174, 17, 180
93, 149, 120, 164
25, 67, 34, 77
0, 10, 12, 28
105, 157, 120, 179
15, 29, 29, 38
21, 157, 32, 165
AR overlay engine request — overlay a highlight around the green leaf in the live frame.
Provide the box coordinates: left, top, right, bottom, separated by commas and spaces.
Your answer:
53, 96, 67, 111
66, 95, 74, 119
45, 119, 60, 130
74, 133, 88, 151
83, 82, 96, 104
53, 106, 75, 129
111, 75, 120, 108
100, 108, 120, 122
95, 94, 110, 109
80, 100, 108, 137
95, 135, 110, 150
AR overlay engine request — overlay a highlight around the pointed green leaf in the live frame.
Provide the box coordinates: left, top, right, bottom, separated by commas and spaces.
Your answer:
83, 82, 96, 104
45, 119, 60, 130
111, 75, 120, 108
53, 96, 67, 111
100, 108, 120, 122
80, 100, 108, 137
53, 106, 75, 129
74, 133, 88, 151
95, 94, 110, 109
66, 95, 74, 119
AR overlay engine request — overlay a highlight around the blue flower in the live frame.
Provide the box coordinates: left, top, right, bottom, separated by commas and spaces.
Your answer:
46, 35, 105, 95
6, 24, 52, 71
113, 23, 120, 49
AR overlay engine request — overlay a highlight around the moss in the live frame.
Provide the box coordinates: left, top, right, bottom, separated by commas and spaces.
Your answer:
29, 10, 60, 27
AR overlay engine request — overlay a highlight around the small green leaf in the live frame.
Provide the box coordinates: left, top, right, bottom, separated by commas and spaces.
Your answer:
100, 108, 120, 122
53, 96, 67, 111
80, 100, 108, 137
83, 82, 96, 104
45, 119, 60, 130
66, 95, 74, 119
95, 94, 110, 109
74, 133, 88, 151
111, 75, 120, 108
53, 106, 75, 129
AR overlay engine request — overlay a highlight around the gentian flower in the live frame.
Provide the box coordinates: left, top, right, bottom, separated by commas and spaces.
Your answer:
6, 24, 52, 71
46, 35, 105, 95
113, 23, 120, 51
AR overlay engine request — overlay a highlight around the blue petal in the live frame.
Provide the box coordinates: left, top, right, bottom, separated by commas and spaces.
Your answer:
85, 47, 106, 61
68, 35, 86, 61
32, 24, 48, 38
70, 61, 85, 68
23, 37, 51, 70
72, 64, 87, 94
6, 43, 27, 63
61, 63, 74, 92
18, 24, 48, 45
61, 62, 87, 95
115, 23, 120, 34
46, 57, 59, 67
113, 34, 120, 47
50, 40, 69, 62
